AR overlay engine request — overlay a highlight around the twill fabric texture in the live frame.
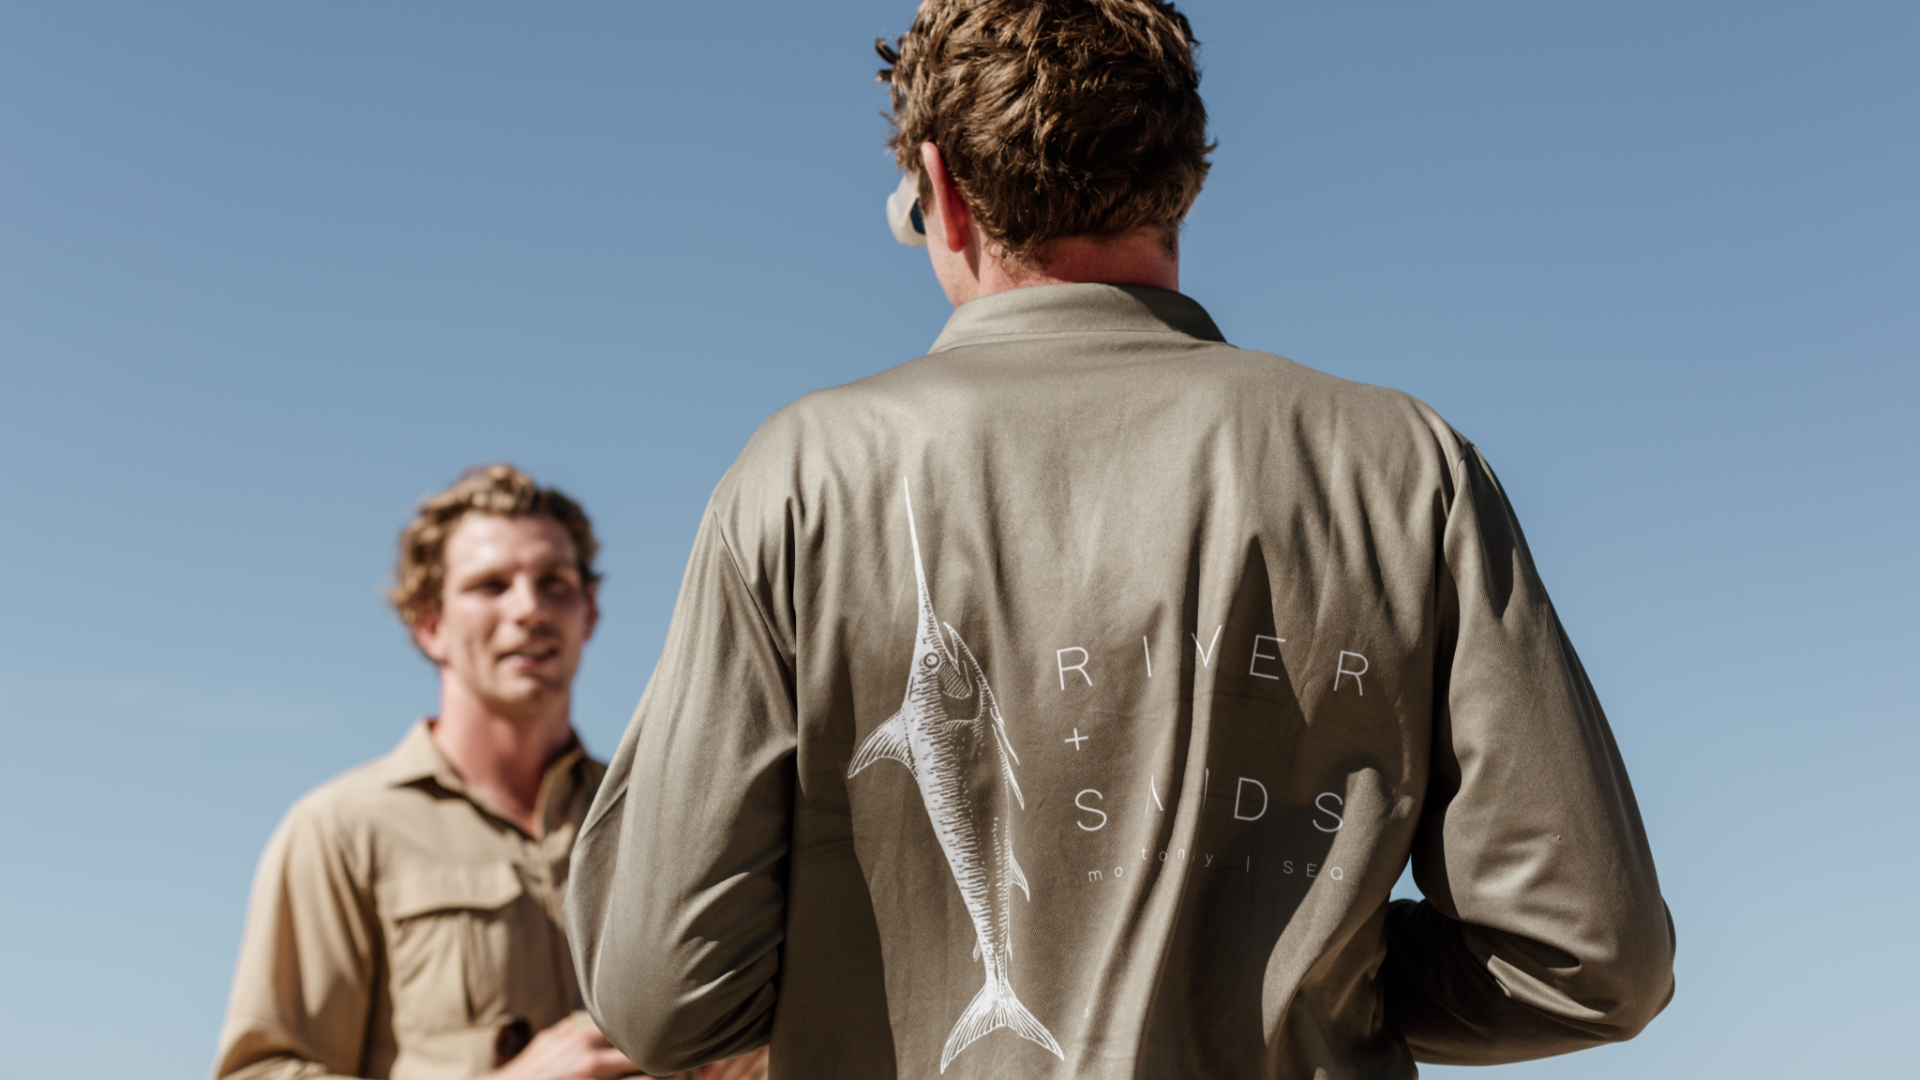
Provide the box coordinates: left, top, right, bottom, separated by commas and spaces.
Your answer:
213, 722, 604, 1080
567, 285, 1675, 1079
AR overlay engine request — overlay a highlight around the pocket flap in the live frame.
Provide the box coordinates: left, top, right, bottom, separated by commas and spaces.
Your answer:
379, 862, 523, 921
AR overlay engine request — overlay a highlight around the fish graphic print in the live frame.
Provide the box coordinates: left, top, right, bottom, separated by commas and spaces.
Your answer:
848, 479, 1066, 1074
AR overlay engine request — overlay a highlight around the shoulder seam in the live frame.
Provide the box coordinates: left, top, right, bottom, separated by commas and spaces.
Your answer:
707, 505, 796, 673
287, 785, 377, 885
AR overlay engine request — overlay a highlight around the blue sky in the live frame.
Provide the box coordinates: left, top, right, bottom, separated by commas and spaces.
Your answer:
1, 2, 1914, 1076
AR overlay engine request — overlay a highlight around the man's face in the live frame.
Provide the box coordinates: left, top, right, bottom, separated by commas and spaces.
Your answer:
414, 513, 597, 722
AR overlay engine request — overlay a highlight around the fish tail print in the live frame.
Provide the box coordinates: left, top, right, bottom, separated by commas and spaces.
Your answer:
939, 972, 1065, 1073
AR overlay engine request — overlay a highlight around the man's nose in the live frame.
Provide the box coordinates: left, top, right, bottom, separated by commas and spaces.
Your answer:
504, 575, 551, 620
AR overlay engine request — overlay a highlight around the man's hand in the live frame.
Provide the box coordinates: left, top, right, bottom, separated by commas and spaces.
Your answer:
489, 1017, 645, 1080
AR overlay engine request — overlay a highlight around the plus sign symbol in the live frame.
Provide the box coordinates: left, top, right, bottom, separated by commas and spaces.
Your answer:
1064, 728, 1089, 751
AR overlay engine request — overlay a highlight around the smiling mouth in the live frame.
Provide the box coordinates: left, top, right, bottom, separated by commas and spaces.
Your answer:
500, 645, 559, 663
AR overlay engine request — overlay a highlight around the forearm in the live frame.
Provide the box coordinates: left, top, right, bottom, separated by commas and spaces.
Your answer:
572, 791, 784, 1074
570, 730, 789, 1072
1389, 444, 1675, 1062
214, 804, 377, 1080
568, 509, 796, 1075
214, 1049, 364, 1080
1382, 898, 1674, 1064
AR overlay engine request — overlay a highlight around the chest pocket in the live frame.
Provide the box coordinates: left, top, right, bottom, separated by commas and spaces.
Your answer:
380, 862, 525, 1033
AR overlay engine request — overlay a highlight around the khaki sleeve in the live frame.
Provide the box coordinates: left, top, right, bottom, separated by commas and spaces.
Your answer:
1381, 442, 1676, 1064
566, 506, 796, 1077
212, 801, 379, 1080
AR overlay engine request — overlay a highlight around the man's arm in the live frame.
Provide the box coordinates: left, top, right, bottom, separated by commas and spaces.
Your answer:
567, 506, 798, 1076
216, 791, 658, 1080
212, 804, 379, 1080
1381, 442, 1676, 1064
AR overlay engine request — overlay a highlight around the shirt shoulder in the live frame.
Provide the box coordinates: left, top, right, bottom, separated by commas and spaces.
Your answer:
270, 740, 453, 879
285, 749, 409, 818
1185, 342, 1474, 461
722, 340, 1475, 502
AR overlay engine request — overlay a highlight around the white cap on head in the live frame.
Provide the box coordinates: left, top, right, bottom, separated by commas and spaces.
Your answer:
886, 172, 929, 248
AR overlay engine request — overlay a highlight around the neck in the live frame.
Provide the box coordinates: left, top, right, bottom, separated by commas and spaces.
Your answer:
944, 226, 1180, 306
430, 681, 573, 837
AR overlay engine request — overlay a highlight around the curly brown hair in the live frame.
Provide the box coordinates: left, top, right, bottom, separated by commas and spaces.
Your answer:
388, 464, 601, 630
879, 0, 1213, 264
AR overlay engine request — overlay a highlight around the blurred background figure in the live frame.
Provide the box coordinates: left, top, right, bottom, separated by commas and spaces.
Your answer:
210, 465, 766, 1080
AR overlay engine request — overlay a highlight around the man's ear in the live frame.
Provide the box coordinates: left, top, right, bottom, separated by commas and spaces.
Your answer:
919, 142, 971, 255
412, 604, 449, 664
583, 586, 600, 642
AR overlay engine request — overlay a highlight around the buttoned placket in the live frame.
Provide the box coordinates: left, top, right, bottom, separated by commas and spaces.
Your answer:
530, 754, 583, 1004
430, 738, 590, 1021
414, 730, 588, 969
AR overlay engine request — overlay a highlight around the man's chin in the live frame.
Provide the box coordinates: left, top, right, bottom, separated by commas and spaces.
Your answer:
478, 680, 568, 721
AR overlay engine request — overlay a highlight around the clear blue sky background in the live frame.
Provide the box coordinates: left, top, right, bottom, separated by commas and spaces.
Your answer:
2, 2, 1914, 1076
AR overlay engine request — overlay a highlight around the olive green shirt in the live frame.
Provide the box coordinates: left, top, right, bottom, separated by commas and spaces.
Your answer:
568, 285, 1674, 1079
214, 721, 603, 1080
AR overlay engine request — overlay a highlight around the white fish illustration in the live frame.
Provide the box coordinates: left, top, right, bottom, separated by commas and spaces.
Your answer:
848, 479, 1065, 1073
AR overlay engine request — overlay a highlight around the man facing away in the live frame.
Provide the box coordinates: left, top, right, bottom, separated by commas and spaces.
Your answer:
566, 2, 1676, 1077
212, 466, 766, 1080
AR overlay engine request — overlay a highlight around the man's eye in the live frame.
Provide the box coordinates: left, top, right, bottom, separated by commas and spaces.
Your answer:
473, 580, 508, 595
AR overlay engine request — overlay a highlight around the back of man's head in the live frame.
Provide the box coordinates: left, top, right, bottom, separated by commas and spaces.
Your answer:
881, 0, 1212, 264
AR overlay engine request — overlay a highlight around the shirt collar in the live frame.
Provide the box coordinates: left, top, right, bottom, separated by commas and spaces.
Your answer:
379, 718, 586, 803
928, 284, 1227, 354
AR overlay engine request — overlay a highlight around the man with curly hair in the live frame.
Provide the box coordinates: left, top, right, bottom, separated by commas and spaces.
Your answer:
569, 2, 1675, 1077
212, 466, 765, 1080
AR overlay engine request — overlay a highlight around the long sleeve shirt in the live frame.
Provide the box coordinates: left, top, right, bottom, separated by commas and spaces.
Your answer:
566, 284, 1675, 1079
213, 721, 602, 1080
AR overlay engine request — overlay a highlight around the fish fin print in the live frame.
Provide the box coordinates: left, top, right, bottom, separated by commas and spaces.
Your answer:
939, 975, 1065, 1073
1010, 850, 1030, 901
995, 726, 1027, 809
972, 939, 980, 961
945, 630, 998, 714
944, 630, 1028, 807
847, 711, 913, 778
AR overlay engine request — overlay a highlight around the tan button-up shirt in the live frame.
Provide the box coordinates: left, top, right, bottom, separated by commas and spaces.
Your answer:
214, 721, 604, 1080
